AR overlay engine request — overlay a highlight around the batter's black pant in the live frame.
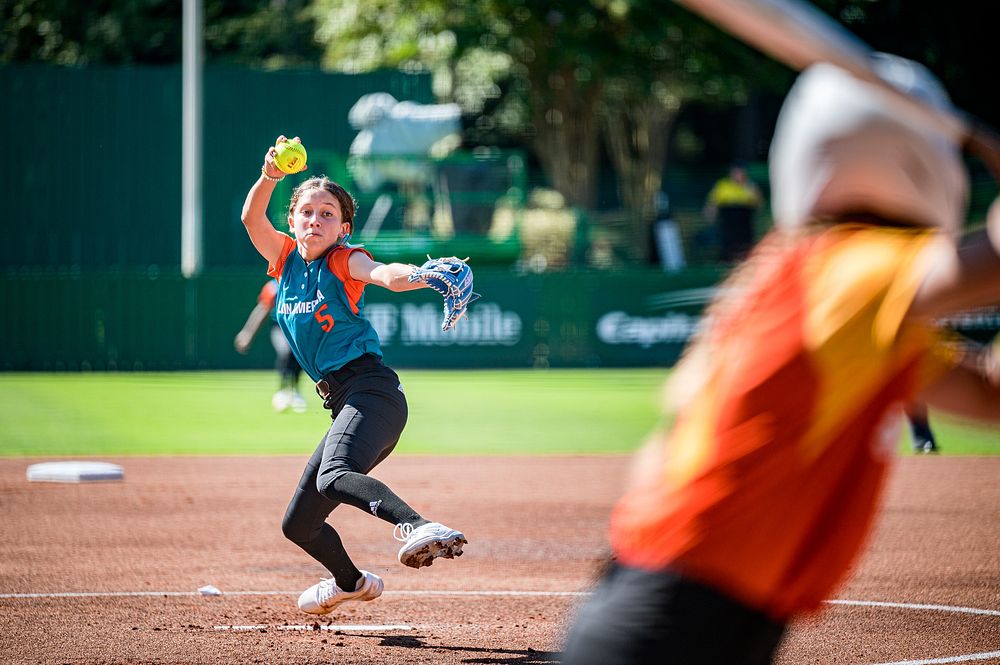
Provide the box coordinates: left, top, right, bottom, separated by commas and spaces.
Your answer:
270, 326, 302, 389
561, 563, 786, 665
718, 206, 755, 263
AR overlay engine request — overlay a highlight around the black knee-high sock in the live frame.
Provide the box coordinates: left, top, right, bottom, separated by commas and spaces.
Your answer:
326, 472, 428, 528
282, 483, 365, 591
292, 522, 361, 591
318, 524, 361, 591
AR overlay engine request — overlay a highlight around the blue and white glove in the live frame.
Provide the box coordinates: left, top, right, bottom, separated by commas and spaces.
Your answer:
408, 256, 481, 331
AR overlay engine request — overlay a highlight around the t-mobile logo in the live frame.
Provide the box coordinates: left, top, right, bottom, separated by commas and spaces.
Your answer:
369, 499, 382, 515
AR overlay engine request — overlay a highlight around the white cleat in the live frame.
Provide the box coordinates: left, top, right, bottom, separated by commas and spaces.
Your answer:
290, 391, 308, 413
297, 570, 383, 615
271, 389, 293, 413
394, 521, 467, 569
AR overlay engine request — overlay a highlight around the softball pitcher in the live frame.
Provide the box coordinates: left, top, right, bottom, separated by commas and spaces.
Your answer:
562, 54, 1000, 664
240, 136, 475, 616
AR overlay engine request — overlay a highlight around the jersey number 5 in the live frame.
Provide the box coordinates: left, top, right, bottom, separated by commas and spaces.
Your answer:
314, 304, 335, 332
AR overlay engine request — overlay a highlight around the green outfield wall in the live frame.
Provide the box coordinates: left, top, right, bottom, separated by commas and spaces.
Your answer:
0, 268, 728, 371
6, 267, 999, 372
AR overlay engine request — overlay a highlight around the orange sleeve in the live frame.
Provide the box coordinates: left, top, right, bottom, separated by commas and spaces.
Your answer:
257, 280, 278, 308
266, 236, 296, 280
327, 246, 374, 315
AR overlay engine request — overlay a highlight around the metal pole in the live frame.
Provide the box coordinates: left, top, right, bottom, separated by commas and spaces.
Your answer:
181, 0, 203, 277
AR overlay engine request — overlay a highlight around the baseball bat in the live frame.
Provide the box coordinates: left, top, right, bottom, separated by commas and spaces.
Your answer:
673, 0, 1000, 180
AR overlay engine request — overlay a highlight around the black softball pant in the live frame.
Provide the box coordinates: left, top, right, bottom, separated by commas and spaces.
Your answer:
280, 358, 418, 581
561, 563, 787, 665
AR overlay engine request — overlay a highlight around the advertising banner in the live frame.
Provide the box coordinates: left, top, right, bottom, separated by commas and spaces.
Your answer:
364, 268, 726, 368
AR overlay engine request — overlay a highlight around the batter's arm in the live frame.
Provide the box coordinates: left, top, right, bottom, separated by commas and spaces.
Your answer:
908, 199, 1000, 319
919, 351, 1000, 423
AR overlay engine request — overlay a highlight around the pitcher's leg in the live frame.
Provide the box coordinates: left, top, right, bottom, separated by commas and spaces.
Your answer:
281, 440, 361, 587
316, 372, 466, 568
315, 382, 424, 525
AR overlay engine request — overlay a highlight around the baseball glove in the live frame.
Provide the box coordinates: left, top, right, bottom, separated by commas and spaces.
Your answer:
408, 256, 481, 331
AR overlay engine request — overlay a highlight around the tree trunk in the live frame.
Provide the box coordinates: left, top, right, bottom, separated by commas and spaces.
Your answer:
601, 95, 679, 261
529, 69, 602, 211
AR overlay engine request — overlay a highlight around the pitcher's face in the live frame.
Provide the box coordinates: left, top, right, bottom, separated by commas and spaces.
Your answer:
289, 189, 349, 260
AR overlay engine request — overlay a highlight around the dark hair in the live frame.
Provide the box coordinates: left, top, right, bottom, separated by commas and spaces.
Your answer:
288, 176, 357, 231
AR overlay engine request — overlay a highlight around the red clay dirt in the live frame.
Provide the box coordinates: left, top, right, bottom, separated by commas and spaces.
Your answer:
1, 455, 999, 664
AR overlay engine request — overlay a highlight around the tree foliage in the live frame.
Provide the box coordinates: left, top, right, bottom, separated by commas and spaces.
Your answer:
311, 0, 784, 256
7, 0, 993, 256
1, 0, 323, 67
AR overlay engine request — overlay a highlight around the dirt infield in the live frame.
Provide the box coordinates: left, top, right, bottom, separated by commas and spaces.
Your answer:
1, 455, 999, 664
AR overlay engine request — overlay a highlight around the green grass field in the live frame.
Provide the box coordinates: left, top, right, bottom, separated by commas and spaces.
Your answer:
0, 369, 996, 457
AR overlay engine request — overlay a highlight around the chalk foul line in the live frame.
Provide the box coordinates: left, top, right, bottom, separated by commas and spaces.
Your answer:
2, 592, 996, 612
868, 651, 1000, 665
2, 591, 998, 664
0, 589, 588, 599
825, 599, 1000, 618
214, 624, 412, 632
823, 600, 1000, 665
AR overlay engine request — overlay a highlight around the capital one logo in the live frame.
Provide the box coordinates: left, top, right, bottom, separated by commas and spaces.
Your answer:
596, 311, 701, 349
595, 288, 713, 349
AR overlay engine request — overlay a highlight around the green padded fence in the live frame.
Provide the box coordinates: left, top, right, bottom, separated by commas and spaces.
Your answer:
0, 267, 728, 371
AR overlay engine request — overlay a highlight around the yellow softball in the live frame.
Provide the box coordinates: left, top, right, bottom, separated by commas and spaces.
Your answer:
274, 140, 308, 174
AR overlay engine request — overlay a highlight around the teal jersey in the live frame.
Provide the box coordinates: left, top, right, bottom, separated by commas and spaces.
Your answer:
267, 237, 383, 382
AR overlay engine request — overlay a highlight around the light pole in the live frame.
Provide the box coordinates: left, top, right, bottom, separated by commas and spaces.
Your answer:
181, 0, 203, 278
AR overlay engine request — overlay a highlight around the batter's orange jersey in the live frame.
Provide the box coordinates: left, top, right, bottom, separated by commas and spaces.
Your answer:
610, 224, 959, 620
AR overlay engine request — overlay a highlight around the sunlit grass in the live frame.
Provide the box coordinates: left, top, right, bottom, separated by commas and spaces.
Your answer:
0, 369, 995, 457
0, 369, 666, 457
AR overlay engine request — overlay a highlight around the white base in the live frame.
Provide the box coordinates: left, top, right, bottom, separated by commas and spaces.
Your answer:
26, 461, 124, 483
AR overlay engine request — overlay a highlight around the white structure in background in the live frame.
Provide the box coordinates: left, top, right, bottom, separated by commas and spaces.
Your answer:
347, 93, 462, 192
652, 192, 686, 271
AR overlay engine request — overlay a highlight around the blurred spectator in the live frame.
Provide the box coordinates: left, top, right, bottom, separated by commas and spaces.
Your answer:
703, 162, 762, 263
587, 232, 621, 270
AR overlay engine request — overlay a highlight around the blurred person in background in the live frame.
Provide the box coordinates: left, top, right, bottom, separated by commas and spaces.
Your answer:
562, 54, 1000, 665
703, 161, 763, 263
905, 402, 938, 453
235, 279, 308, 413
